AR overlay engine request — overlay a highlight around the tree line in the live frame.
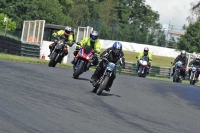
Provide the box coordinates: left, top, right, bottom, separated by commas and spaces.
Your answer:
0, 0, 194, 51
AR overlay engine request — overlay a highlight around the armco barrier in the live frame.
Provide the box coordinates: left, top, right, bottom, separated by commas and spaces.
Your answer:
119, 62, 171, 78
21, 43, 40, 58
90, 60, 171, 78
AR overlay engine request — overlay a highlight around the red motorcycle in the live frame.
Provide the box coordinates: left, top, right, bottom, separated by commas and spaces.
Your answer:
73, 45, 94, 79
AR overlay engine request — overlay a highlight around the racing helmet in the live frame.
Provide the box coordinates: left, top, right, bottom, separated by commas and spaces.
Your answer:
112, 41, 122, 55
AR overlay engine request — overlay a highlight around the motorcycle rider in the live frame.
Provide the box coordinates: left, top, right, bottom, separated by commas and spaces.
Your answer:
71, 30, 101, 68
90, 41, 125, 92
137, 47, 153, 74
171, 50, 188, 79
48, 26, 75, 60
188, 55, 200, 80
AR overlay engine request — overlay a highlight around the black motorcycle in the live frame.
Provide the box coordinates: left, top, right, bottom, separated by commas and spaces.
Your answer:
92, 58, 116, 95
48, 38, 67, 67
171, 61, 183, 83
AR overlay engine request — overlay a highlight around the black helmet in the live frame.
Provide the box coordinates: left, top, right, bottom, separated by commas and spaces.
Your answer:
144, 47, 149, 56
90, 30, 98, 42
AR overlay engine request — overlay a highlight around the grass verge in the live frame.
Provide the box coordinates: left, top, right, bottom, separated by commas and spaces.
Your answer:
101, 49, 175, 67
0, 53, 72, 68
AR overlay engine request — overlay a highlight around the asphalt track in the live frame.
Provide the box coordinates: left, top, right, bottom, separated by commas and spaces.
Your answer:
0, 60, 200, 133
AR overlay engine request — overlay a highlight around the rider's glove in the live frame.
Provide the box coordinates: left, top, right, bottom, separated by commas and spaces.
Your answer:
73, 50, 79, 56
94, 50, 100, 54
76, 42, 81, 45
52, 32, 57, 37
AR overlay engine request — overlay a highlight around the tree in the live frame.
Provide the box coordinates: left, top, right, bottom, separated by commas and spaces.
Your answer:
1, 0, 162, 44
157, 30, 166, 46
187, 2, 200, 24
0, 13, 16, 30
2, 0, 37, 29
177, 22, 200, 53
147, 29, 156, 45
58, 0, 73, 14
167, 36, 176, 48
69, 4, 90, 25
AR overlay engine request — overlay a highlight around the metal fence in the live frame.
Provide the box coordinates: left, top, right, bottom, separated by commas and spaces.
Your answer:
21, 20, 45, 45
116, 61, 172, 78
94, 59, 172, 78
0, 29, 21, 41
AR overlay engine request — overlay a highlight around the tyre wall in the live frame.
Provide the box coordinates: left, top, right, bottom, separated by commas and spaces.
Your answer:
0, 35, 21, 55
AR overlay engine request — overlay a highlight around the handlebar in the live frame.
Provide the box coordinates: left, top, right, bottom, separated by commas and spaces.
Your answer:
102, 57, 109, 63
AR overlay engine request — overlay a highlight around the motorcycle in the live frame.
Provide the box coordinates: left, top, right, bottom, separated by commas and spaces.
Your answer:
172, 61, 183, 83
189, 66, 199, 85
92, 58, 116, 95
48, 38, 68, 67
137, 56, 149, 78
73, 45, 94, 79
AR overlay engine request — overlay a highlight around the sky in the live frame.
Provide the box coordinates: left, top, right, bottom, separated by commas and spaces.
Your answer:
145, 0, 197, 28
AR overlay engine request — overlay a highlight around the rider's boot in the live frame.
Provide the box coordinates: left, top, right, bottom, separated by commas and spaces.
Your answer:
105, 87, 110, 92
71, 57, 78, 64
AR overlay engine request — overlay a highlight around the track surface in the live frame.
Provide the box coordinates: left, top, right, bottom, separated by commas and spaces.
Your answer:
0, 61, 200, 133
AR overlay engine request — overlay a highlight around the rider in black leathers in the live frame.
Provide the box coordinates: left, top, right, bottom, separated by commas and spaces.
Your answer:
90, 41, 125, 92
188, 55, 200, 80
171, 50, 188, 79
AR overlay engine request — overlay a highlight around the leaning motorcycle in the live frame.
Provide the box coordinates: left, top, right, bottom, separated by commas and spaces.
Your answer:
172, 61, 183, 83
137, 56, 149, 78
92, 58, 116, 95
189, 66, 199, 85
73, 45, 94, 79
48, 39, 68, 67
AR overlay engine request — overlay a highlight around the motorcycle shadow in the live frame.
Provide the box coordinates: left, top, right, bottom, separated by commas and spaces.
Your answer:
73, 77, 90, 81
90, 91, 121, 97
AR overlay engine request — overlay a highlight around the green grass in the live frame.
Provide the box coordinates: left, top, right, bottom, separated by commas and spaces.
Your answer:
101, 49, 175, 67
0, 53, 72, 68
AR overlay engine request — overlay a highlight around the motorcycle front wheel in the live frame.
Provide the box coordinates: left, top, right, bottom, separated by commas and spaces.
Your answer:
73, 61, 84, 79
97, 76, 110, 95
190, 73, 195, 85
48, 52, 58, 67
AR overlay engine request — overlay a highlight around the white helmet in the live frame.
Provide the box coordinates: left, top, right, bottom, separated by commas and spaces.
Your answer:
64, 26, 72, 35
181, 50, 186, 58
